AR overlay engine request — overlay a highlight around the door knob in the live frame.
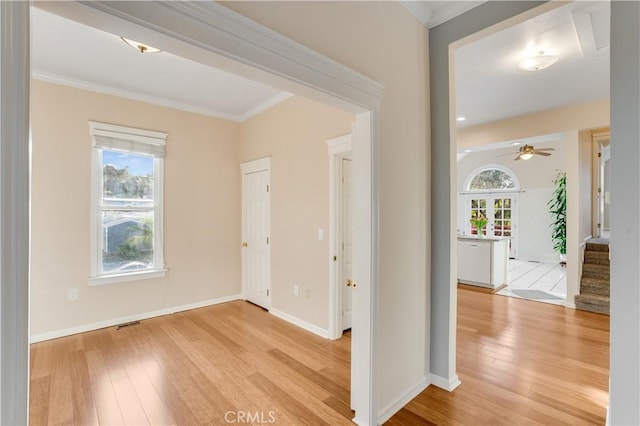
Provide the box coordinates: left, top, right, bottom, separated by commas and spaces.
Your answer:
242, 242, 248, 247
346, 279, 356, 288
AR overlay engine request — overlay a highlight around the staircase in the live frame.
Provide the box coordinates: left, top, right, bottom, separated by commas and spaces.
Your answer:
575, 238, 610, 314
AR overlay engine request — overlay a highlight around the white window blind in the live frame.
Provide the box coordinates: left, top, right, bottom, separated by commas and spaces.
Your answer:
89, 122, 167, 157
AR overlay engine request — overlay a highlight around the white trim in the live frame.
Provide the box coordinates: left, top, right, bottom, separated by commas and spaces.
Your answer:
33, 70, 291, 123
269, 308, 330, 339
376, 376, 430, 424
30, 294, 242, 344
89, 269, 167, 286
21, 2, 381, 423
430, 373, 462, 392
240, 156, 271, 174
327, 134, 352, 340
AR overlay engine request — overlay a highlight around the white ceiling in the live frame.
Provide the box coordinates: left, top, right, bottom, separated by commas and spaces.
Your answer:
31, 7, 290, 122
455, 1, 610, 128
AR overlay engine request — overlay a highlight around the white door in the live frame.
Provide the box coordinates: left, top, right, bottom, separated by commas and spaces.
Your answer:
241, 158, 271, 309
467, 194, 518, 258
597, 142, 611, 238
341, 157, 353, 330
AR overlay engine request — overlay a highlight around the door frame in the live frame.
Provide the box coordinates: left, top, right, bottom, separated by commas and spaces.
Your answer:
591, 129, 610, 238
240, 157, 272, 309
10, 2, 381, 425
327, 134, 352, 340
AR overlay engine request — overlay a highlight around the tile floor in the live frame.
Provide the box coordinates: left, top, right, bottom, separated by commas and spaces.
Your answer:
496, 259, 567, 305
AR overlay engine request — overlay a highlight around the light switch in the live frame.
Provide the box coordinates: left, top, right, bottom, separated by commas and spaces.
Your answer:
318, 228, 324, 240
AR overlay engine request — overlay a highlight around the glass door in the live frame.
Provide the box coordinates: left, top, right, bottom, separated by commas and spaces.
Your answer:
467, 194, 517, 258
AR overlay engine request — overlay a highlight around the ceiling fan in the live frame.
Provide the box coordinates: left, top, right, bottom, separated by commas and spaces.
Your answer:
503, 144, 555, 160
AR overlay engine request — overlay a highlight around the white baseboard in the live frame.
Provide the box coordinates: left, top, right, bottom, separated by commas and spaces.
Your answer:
269, 307, 330, 339
377, 376, 430, 424
30, 294, 243, 343
564, 300, 576, 309
430, 373, 461, 392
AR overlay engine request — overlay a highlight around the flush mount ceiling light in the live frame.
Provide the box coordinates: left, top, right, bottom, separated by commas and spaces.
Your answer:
121, 37, 162, 54
518, 51, 558, 72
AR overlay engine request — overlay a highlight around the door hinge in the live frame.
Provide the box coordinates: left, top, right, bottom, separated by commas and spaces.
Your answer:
266, 184, 270, 192
267, 289, 269, 296
598, 152, 602, 158
597, 223, 601, 228
266, 236, 270, 244
598, 187, 602, 193
333, 255, 337, 262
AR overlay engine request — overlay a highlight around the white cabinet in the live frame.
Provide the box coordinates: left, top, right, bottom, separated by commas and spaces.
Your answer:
457, 237, 508, 289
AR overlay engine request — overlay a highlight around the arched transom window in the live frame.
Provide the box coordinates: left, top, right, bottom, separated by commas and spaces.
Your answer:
467, 168, 516, 191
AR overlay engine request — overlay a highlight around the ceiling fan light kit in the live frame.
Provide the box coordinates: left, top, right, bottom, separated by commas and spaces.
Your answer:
513, 144, 555, 161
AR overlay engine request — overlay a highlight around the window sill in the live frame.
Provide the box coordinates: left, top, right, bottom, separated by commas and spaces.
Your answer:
89, 269, 167, 286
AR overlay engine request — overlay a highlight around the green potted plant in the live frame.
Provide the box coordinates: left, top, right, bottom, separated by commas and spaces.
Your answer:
470, 214, 488, 237
548, 171, 567, 264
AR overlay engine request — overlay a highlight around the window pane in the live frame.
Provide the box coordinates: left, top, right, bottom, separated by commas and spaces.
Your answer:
479, 200, 486, 208
504, 210, 511, 219
471, 199, 478, 208
102, 210, 154, 273
495, 210, 502, 219
469, 169, 515, 190
504, 198, 511, 208
103, 150, 154, 202
494, 199, 503, 208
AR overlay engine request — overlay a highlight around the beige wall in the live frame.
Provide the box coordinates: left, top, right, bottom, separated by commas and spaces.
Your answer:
222, 1, 430, 411
239, 96, 353, 329
30, 80, 242, 336
457, 99, 610, 148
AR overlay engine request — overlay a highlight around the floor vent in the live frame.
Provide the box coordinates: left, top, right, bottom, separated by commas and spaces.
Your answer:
116, 320, 141, 330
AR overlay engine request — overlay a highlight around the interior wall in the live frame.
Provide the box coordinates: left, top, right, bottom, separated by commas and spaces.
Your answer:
457, 139, 567, 262
221, 1, 430, 416
30, 80, 242, 337
457, 99, 610, 149
238, 96, 353, 330
610, 2, 640, 422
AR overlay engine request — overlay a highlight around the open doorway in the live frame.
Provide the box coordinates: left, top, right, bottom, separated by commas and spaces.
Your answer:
17, 2, 380, 424
440, 2, 609, 420
453, 1, 609, 308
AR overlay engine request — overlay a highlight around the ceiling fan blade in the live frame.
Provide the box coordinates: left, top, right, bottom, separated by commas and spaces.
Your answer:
514, 155, 521, 161
498, 152, 517, 156
535, 148, 555, 151
534, 151, 552, 156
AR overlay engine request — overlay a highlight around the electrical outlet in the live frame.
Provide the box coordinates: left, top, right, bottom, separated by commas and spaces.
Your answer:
293, 285, 299, 296
67, 288, 78, 301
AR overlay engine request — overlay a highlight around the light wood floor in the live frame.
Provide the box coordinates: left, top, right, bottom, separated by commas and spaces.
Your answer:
29, 301, 353, 425
30, 289, 610, 425
388, 289, 610, 425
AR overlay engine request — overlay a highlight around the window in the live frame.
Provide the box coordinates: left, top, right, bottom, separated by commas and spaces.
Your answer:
468, 168, 515, 191
89, 122, 167, 284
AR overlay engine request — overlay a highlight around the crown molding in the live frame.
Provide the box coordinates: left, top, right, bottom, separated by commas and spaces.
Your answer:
238, 92, 292, 121
71, 0, 383, 109
401, 1, 486, 28
31, 70, 290, 122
